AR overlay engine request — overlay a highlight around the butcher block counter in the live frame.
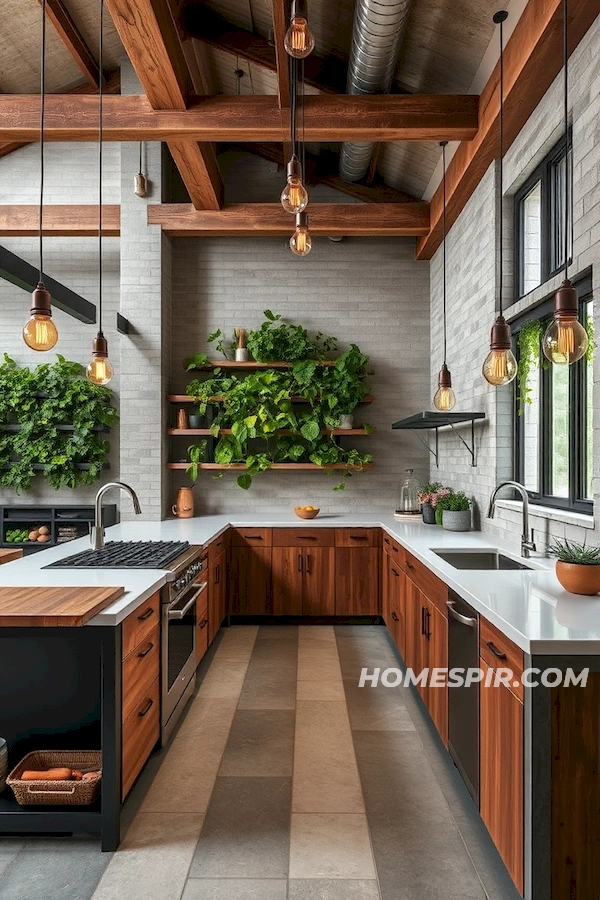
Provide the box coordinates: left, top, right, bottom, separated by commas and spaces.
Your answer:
0, 586, 124, 626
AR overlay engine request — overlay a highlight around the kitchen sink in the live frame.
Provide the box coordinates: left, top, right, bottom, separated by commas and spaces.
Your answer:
432, 549, 533, 571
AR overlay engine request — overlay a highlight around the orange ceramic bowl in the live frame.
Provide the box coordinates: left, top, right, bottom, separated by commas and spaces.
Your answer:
294, 507, 320, 519
556, 561, 600, 595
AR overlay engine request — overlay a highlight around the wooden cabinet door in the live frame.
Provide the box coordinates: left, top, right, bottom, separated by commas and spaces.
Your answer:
302, 547, 335, 615
335, 547, 380, 615
480, 658, 524, 895
403, 578, 423, 676
271, 546, 303, 615
387, 555, 403, 651
426, 603, 448, 746
229, 546, 272, 616
382, 548, 391, 628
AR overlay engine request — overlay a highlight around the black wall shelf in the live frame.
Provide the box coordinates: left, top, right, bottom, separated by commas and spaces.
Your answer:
1, 504, 117, 554
391, 412, 486, 467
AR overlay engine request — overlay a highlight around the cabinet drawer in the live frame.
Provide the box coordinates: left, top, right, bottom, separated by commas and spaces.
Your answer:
231, 527, 272, 547
272, 528, 335, 547
335, 528, 380, 548
122, 592, 160, 659
122, 625, 160, 723
196, 587, 209, 663
480, 618, 524, 702
403, 551, 447, 614
382, 532, 404, 561
122, 677, 159, 799
208, 529, 230, 562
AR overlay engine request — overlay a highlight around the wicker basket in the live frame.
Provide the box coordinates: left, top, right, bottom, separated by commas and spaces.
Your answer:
7, 750, 102, 807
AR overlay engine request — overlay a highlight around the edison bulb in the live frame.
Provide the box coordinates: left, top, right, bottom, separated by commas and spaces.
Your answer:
284, 16, 315, 58
87, 355, 114, 386
433, 386, 456, 411
281, 176, 308, 214
23, 314, 58, 351
542, 317, 588, 365
482, 348, 517, 386
290, 224, 311, 256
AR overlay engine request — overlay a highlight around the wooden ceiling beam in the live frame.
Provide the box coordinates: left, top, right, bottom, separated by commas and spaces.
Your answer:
416, 0, 600, 260
147, 202, 430, 237
0, 93, 479, 143
40, 0, 102, 89
0, 205, 120, 236
106, 0, 223, 210
271, 0, 292, 161
182, 5, 346, 95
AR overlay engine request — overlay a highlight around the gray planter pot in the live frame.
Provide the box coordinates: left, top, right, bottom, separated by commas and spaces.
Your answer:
421, 503, 437, 525
338, 413, 354, 430
442, 509, 471, 532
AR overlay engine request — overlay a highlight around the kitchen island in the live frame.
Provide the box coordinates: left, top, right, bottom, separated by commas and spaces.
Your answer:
0, 514, 598, 898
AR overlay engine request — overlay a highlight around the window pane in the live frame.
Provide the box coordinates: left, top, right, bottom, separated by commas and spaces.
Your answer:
520, 181, 542, 294
551, 148, 573, 273
585, 300, 593, 499
522, 349, 540, 492
551, 362, 569, 497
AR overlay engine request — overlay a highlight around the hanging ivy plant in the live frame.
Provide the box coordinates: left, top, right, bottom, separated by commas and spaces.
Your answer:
0, 354, 118, 494
517, 319, 543, 414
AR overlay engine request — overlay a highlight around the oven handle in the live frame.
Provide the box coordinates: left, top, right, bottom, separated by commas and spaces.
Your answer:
168, 583, 207, 620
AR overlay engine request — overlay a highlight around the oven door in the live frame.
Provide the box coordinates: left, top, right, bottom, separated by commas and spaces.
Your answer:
162, 581, 206, 727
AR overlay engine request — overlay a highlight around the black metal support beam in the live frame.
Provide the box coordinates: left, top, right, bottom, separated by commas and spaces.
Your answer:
0, 244, 96, 324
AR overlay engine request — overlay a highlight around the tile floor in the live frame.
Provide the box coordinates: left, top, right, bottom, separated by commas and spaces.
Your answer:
0, 624, 522, 900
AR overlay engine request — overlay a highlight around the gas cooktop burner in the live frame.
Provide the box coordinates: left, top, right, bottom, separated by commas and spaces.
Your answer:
44, 540, 191, 569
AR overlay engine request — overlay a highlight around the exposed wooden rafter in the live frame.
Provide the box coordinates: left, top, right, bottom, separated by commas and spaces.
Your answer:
271, 0, 292, 161
40, 0, 102, 88
106, 0, 223, 210
147, 202, 430, 237
0, 205, 120, 237
0, 93, 479, 143
416, 0, 600, 260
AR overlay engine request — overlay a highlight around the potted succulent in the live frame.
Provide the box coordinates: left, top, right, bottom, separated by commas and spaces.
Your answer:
550, 538, 600, 595
436, 491, 472, 531
418, 482, 444, 524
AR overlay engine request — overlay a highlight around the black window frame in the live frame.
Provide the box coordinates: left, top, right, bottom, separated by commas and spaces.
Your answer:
514, 131, 572, 300
513, 270, 593, 516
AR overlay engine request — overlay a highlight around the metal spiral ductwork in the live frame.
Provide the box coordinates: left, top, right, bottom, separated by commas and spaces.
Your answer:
339, 0, 411, 183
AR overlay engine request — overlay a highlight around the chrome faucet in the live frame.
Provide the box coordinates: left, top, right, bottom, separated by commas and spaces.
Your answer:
91, 482, 142, 550
487, 481, 536, 558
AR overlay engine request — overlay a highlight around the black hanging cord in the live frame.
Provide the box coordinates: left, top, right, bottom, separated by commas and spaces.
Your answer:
441, 141, 447, 363
497, 12, 505, 319
139, 141, 143, 174
290, 56, 298, 158
301, 58, 306, 180
39, 0, 47, 282
98, 0, 104, 334
563, 0, 570, 277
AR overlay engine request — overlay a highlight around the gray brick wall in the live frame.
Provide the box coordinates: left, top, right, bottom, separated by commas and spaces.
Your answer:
170, 151, 431, 514
430, 12, 600, 551
0, 141, 121, 507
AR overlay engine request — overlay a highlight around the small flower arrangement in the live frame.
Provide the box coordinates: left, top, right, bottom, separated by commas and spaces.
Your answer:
418, 482, 451, 507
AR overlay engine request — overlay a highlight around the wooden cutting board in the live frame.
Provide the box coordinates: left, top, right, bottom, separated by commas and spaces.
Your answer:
0, 549, 24, 564
0, 586, 125, 626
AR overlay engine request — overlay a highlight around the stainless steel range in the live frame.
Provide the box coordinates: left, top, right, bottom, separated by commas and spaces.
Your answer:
161, 545, 207, 744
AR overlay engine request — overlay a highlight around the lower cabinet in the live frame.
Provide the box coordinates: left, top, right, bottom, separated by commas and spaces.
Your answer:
229, 545, 272, 615
209, 548, 227, 642
335, 547, 380, 615
479, 659, 524, 895
271, 545, 335, 615
195, 582, 209, 664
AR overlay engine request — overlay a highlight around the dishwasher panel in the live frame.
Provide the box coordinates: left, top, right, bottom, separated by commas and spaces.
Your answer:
447, 591, 480, 803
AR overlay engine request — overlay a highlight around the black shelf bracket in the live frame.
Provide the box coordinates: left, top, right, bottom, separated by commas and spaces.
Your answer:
391, 411, 485, 468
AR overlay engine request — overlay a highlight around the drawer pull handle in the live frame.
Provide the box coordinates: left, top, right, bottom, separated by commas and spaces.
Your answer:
406, 560, 414, 569
138, 698, 154, 718
137, 642, 154, 658
244, 535, 263, 540
298, 535, 316, 540
486, 640, 507, 660
298, 553, 303, 572
391, 611, 399, 622
350, 535, 368, 540
392, 546, 398, 553
138, 607, 155, 622
198, 618, 208, 629
384, 537, 390, 545
391, 568, 400, 577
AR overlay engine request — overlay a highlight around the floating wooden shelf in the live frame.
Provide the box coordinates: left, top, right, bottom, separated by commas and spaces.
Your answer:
167, 462, 374, 471
167, 427, 374, 436
189, 360, 338, 370
167, 394, 374, 404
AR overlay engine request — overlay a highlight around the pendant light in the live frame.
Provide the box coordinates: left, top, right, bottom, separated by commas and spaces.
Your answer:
290, 211, 311, 256
87, 0, 113, 386
433, 141, 456, 412
281, 57, 308, 214
482, 10, 517, 387
541, 0, 588, 365
284, 0, 315, 59
23, 0, 58, 352
134, 142, 148, 197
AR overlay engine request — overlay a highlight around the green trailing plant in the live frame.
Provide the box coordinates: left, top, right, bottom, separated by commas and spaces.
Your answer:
585, 314, 595, 362
246, 310, 337, 362
186, 441, 208, 483
184, 352, 210, 371
0, 354, 117, 494
207, 329, 236, 360
517, 319, 543, 413
549, 537, 600, 565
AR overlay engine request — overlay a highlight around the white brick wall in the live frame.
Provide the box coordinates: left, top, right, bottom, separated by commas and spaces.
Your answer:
430, 12, 600, 552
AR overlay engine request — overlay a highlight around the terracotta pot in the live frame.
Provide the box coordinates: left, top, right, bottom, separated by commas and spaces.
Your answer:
555, 561, 600, 596
172, 487, 194, 519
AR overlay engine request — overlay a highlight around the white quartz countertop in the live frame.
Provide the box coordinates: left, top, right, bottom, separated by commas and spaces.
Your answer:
0, 513, 599, 654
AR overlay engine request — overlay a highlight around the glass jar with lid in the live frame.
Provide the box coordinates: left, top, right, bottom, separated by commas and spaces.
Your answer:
396, 469, 421, 517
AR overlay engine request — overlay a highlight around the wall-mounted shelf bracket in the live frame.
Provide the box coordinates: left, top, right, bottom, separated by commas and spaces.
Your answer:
391, 412, 485, 468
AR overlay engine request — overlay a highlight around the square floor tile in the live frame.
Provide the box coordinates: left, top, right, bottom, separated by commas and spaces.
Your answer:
288, 879, 380, 899
219, 709, 295, 777
289, 814, 376, 880
182, 879, 288, 900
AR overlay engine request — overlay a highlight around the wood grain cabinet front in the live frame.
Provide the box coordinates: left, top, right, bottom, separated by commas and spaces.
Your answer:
335, 547, 380, 615
229, 545, 271, 615
122, 677, 160, 800
271, 545, 335, 615
122, 592, 160, 659
196, 585, 209, 664
122, 624, 160, 723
